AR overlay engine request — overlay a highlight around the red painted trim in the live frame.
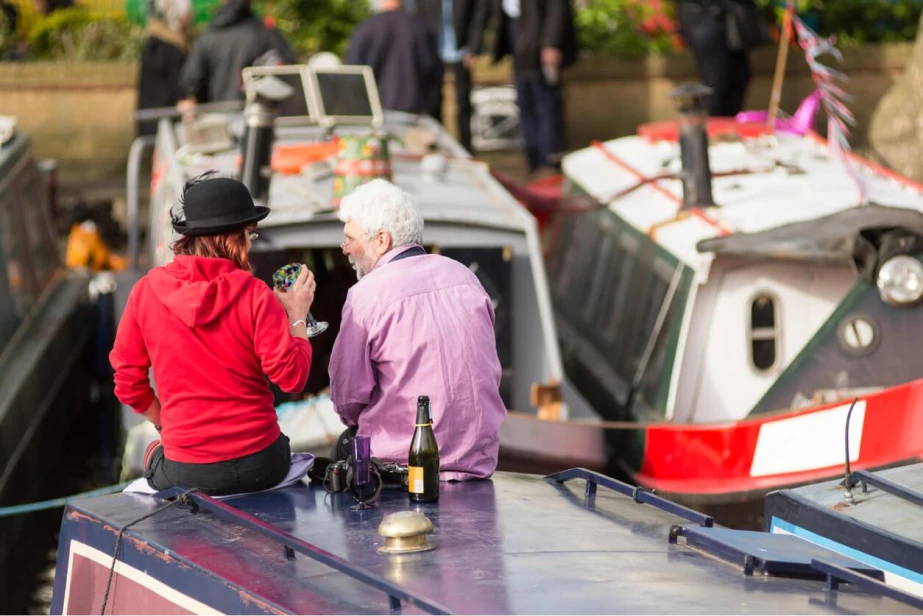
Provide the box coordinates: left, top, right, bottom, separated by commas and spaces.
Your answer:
631, 378, 923, 497
807, 130, 923, 194
637, 118, 773, 143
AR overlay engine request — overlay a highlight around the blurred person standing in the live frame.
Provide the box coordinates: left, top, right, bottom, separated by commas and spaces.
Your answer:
413, 0, 483, 153
137, 0, 192, 137
676, 0, 768, 117
468, 0, 577, 177
345, 0, 442, 116
178, 0, 296, 107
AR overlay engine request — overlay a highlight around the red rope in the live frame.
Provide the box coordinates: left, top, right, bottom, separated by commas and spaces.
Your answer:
590, 140, 731, 236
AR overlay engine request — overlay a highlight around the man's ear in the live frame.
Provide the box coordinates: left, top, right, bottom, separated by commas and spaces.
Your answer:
376, 231, 393, 256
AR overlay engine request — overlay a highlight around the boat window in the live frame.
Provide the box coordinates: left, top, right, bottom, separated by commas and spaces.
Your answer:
626, 259, 672, 376
633, 267, 689, 420
600, 232, 638, 347
564, 214, 601, 303
18, 165, 57, 289
749, 293, 779, 372
547, 215, 579, 303
0, 190, 34, 323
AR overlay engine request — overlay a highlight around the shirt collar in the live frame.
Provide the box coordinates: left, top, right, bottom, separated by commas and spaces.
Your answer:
373, 244, 423, 271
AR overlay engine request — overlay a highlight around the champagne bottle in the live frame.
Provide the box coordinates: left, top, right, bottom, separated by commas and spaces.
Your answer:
408, 395, 440, 503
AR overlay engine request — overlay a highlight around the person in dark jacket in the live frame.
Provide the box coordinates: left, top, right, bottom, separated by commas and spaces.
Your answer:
136, 0, 191, 137
676, 0, 752, 117
412, 0, 483, 153
469, 0, 577, 175
178, 0, 296, 106
345, 0, 442, 116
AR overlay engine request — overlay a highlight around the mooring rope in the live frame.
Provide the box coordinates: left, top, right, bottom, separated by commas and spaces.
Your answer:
0, 482, 131, 518
99, 489, 198, 615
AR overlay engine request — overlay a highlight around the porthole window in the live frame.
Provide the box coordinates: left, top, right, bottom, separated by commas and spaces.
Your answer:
749, 293, 779, 372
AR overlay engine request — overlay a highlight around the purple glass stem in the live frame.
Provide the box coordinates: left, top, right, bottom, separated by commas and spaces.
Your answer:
353, 436, 371, 488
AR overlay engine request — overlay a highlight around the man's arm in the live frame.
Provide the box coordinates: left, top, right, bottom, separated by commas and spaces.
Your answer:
540, 0, 569, 50
329, 302, 377, 427
465, 0, 494, 60
179, 39, 208, 102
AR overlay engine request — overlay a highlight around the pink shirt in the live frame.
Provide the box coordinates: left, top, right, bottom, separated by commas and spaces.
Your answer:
329, 245, 506, 480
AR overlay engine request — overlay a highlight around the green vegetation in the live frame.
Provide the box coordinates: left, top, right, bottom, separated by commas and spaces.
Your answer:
27, 8, 142, 61
5, 0, 923, 62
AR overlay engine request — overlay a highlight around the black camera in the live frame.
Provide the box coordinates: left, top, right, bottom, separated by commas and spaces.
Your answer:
310, 456, 408, 504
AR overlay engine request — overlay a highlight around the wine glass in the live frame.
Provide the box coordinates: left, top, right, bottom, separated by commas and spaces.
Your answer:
305, 313, 328, 338
350, 435, 374, 510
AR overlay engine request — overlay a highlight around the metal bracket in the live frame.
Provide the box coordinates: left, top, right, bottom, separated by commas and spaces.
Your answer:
545, 468, 713, 527
851, 469, 923, 508
154, 488, 452, 615
812, 559, 923, 611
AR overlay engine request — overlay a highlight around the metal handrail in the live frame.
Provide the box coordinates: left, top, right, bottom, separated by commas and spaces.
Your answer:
126, 135, 156, 271
851, 469, 923, 508
545, 468, 714, 527
155, 488, 452, 615
811, 558, 923, 611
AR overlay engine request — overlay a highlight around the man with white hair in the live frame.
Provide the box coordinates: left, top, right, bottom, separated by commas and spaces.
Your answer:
329, 179, 506, 481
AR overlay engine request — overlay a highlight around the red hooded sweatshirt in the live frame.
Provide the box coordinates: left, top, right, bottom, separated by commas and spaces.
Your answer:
110, 255, 312, 464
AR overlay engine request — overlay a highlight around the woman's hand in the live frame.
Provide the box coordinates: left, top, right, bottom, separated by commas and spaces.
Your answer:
274, 264, 316, 322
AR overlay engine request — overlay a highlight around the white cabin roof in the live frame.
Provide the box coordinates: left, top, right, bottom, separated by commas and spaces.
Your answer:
562, 133, 923, 272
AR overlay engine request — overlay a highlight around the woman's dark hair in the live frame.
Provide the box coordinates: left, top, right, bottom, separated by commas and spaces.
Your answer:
170, 171, 253, 271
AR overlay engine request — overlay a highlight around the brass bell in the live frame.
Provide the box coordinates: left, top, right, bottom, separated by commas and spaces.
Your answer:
377, 511, 435, 554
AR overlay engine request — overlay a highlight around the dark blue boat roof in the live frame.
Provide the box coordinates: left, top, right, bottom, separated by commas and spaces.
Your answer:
58, 471, 919, 614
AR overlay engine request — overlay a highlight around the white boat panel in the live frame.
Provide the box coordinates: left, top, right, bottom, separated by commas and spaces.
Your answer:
688, 261, 856, 423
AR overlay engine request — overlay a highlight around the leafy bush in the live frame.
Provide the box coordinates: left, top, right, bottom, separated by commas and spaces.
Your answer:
816, 0, 923, 45
575, 0, 678, 58
27, 8, 143, 61
755, 0, 923, 45
257, 0, 370, 59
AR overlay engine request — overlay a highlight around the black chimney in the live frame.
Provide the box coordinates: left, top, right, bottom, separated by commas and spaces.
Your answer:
670, 83, 715, 209
239, 76, 293, 204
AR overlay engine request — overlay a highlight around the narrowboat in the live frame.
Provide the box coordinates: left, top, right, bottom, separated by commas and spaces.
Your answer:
50, 466, 923, 614
0, 121, 113, 612
497, 80, 923, 509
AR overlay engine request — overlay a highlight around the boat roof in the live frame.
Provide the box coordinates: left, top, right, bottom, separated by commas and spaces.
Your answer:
562, 132, 923, 271
57, 471, 916, 614
165, 112, 534, 239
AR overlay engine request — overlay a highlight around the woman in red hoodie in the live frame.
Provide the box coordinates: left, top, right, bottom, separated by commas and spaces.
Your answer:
110, 173, 315, 495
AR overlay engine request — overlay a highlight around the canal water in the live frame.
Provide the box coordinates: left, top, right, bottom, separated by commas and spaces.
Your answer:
16, 389, 121, 615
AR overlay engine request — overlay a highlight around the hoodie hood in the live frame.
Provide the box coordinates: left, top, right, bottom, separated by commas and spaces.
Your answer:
148, 255, 254, 327
210, 0, 255, 30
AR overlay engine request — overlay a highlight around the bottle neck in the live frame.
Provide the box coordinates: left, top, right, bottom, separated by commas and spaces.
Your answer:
415, 403, 431, 426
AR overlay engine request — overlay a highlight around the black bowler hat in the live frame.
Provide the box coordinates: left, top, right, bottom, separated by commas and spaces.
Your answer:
172, 175, 270, 236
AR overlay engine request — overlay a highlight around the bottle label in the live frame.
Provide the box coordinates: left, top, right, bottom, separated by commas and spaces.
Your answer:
408, 466, 424, 494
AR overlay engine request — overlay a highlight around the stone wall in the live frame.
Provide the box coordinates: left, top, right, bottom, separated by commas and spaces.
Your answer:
0, 44, 912, 181
0, 62, 137, 180
462, 43, 913, 152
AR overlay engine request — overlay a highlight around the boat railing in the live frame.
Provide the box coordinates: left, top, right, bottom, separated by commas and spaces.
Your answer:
126, 135, 156, 271
851, 469, 923, 508
545, 468, 714, 527
154, 487, 453, 615
811, 558, 923, 611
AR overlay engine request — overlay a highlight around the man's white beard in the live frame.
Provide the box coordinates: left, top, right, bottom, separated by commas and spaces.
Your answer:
348, 255, 366, 280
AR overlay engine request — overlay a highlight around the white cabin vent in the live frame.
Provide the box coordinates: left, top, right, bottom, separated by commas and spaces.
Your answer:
748, 293, 779, 372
